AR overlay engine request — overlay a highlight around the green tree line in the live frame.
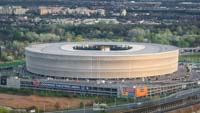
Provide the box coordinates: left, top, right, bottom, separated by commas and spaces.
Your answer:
0, 23, 200, 61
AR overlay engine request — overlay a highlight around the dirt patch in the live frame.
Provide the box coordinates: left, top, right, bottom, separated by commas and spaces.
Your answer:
0, 94, 93, 111
167, 104, 200, 113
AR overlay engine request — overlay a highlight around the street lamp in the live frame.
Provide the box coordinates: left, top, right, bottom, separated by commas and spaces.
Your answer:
43, 103, 45, 112
84, 102, 85, 113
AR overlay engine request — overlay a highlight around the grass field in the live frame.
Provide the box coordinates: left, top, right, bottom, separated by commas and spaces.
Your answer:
179, 55, 200, 62
0, 60, 25, 68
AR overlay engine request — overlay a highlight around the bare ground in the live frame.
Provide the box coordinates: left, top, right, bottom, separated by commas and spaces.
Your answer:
0, 94, 93, 111
167, 104, 200, 113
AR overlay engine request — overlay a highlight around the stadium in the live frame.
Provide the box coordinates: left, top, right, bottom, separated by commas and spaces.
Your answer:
2, 42, 199, 98
25, 42, 179, 79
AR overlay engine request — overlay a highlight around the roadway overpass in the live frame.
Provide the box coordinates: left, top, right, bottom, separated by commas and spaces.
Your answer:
45, 87, 200, 113
180, 47, 200, 56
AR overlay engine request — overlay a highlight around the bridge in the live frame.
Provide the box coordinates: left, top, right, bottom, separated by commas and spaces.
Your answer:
45, 87, 200, 113
180, 47, 200, 56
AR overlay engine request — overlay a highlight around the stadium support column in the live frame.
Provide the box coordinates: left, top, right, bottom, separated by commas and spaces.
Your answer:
142, 77, 145, 82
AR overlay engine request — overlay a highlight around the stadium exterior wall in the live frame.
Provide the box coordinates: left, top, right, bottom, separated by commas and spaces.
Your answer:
25, 45, 179, 79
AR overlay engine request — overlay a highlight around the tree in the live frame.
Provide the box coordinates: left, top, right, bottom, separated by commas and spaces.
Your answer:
1, 52, 8, 61
127, 28, 146, 41
56, 28, 65, 36
80, 101, 84, 108
54, 102, 61, 110
74, 35, 85, 42
25, 32, 40, 42
12, 41, 27, 59
13, 31, 24, 40
178, 39, 189, 47
136, 36, 144, 42
64, 32, 73, 42
185, 36, 195, 46
194, 36, 200, 46
39, 33, 60, 42
94, 96, 104, 103
176, 26, 183, 35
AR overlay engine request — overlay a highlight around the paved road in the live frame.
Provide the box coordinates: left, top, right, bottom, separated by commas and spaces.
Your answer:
45, 88, 200, 113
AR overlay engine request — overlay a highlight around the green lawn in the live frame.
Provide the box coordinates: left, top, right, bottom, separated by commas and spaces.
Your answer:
0, 60, 25, 68
0, 106, 11, 113
179, 55, 200, 63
